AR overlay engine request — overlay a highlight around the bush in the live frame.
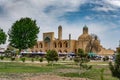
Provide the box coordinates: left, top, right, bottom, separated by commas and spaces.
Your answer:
46, 50, 59, 63
31, 58, 34, 62
103, 56, 109, 61
109, 48, 120, 80
39, 57, 43, 62
0, 56, 4, 60
11, 56, 15, 61
21, 57, 26, 62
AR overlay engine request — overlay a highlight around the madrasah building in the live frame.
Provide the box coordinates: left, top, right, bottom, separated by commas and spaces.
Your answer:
27, 25, 114, 55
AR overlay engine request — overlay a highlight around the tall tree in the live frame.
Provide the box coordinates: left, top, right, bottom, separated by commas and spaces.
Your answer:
85, 34, 101, 53
8, 17, 39, 53
109, 47, 120, 80
0, 28, 7, 45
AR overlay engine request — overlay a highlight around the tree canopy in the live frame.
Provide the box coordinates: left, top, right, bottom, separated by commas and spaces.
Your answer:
8, 17, 39, 51
0, 28, 7, 45
46, 50, 59, 63
85, 33, 101, 53
109, 48, 120, 80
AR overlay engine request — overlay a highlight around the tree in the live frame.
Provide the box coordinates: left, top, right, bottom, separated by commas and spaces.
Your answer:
109, 48, 120, 80
46, 50, 59, 66
85, 33, 101, 53
74, 48, 92, 75
0, 28, 7, 45
8, 17, 39, 54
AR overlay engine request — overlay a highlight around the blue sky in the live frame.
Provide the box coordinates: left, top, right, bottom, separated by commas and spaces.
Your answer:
0, 0, 120, 50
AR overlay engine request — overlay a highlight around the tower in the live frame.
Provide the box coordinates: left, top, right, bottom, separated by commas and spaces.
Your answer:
69, 34, 71, 48
83, 25, 88, 34
58, 25, 62, 40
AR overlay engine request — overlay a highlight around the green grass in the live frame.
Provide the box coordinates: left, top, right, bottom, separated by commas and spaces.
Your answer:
0, 61, 118, 80
60, 65, 118, 80
0, 62, 52, 73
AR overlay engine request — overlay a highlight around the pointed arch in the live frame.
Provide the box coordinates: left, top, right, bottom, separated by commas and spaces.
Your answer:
64, 41, 68, 48
58, 41, 62, 48
39, 42, 43, 48
53, 42, 57, 48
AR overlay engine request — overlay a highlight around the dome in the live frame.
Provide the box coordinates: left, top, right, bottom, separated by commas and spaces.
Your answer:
78, 34, 92, 41
83, 25, 88, 29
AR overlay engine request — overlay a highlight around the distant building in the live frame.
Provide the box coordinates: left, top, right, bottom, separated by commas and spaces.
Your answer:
27, 25, 114, 55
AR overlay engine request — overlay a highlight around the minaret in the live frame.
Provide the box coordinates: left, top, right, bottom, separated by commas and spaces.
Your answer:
83, 25, 88, 34
69, 34, 71, 48
58, 25, 62, 40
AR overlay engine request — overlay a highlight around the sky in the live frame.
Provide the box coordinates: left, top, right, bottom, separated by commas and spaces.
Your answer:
0, 0, 120, 50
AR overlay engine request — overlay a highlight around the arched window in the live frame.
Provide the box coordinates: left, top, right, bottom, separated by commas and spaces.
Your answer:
53, 42, 57, 48
58, 41, 62, 48
64, 41, 68, 48
44, 37, 50, 48
39, 43, 43, 48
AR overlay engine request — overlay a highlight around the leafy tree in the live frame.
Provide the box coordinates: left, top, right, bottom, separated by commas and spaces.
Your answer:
46, 50, 59, 66
109, 48, 120, 80
8, 17, 39, 54
0, 28, 7, 45
85, 33, 101, 53
74, 48, 92, 75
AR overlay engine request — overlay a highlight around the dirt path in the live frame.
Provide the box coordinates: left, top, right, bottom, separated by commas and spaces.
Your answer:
25, 74, 89, 80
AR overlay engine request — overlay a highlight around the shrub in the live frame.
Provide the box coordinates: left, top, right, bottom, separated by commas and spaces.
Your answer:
31, 58, 34, 62
46, 50, 59, 63
21, 57, 26, 62
11, 56, 15, 61
0, 56, 4, 60
39, 57, 43, 62
109, 48, 120, 80
103, 56, 109, 61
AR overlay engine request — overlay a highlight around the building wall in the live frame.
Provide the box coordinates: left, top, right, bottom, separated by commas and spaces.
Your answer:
29, 26, 114, 55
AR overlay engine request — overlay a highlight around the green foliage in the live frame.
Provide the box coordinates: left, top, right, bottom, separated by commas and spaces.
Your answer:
11, 56, 15, 61
74, 48, 91, 74
46, 50, 59, 63
8, 17, 39, 52
21, 57, 26, 62
0, 56, 4, 60
31, 58, 34, 62
109, 48, 120, 79
100, 68, 104, 80
0, 28, 7, 45
39, 57, 43, 62
103, 56, 109, 61
77, 48, 84, 57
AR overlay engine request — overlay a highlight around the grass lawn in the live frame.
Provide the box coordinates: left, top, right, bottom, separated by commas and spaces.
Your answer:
0, 61, 118, 80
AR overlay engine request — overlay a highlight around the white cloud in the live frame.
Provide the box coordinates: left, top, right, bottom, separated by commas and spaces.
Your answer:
92, 6, 116, 12
0, 0, 119, 50
105, 0, 120, 7
0, 0, 87, 48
